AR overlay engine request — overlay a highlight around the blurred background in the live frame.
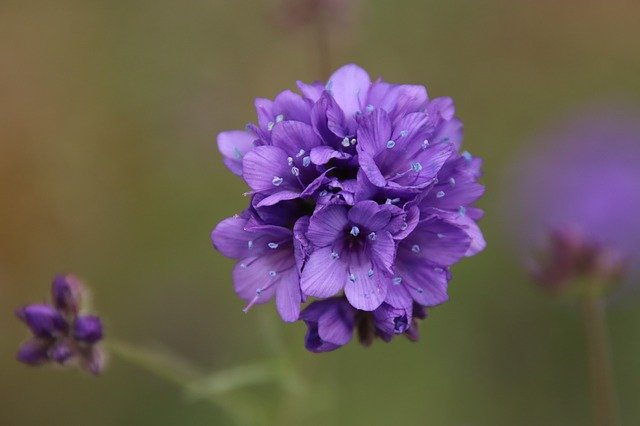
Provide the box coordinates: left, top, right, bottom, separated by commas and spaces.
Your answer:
2, 0, 640, 424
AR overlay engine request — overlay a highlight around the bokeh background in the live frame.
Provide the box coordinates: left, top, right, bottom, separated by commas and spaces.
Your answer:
2, 1, 640, 425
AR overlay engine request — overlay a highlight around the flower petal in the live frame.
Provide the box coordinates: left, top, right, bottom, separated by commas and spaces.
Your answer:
275, 267, 302, 322
356, 108, 392, 155
307, 204, 349, 247
271, 121, 322, 155
242, 146, 296, 192
347, 200, 392, 231
326, 64, 370, 119
344, 251, 387, 311
300, 246, 348, 298
217, 130, 256, 176
405, 219, 471, 266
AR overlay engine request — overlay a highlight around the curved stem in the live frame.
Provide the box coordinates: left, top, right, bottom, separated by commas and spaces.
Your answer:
580, 297, 619, 426
106, 340, 269, 425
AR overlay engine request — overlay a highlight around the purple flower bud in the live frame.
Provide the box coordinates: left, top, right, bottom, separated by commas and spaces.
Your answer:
373, 303, 412, 335
49, 341, 74, 364
16, 304, 68, 338
16, 338, 51, 365
51, 274, 83, 314
74, 315, 103, 343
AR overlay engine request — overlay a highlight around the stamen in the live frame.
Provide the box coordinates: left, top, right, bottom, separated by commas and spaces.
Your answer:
268, 242, 279, 249
462, 151, 472, 162
349, 273, 357, 282
268, 270, 277, 277
296, 149, 305, 157
291, 167, 300, 176
411, 244, 420, 254
366, 104, 374, 112
367, 269, 374, 277
248, 240, 253, 249
287, 156, 294, 166
350, 226, 360, 237
341, 137, 351, 147
401, 222, 408, 230
267, 121, 275, 131
458, 206, 466, 216
350, 138, 357, 145
330, 252, 340, 260
411, 162, 423, 172
449, 177, 456, 186
368, 232, 377, 241
272, 176, 284, 186
399, 130, 409, 137
386, 140, 396, 149
392, 276, 402, 285
275, 114, 284, 123
302, 156, 311, 167
436, 190, 445, 198
437, 233, 444, 239
422, 139, 430, 149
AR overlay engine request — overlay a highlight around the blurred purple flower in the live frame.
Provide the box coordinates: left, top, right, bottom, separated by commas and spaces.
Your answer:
16, 274, 105, 374
212, 64, 485, 351
508, 104, 640, 293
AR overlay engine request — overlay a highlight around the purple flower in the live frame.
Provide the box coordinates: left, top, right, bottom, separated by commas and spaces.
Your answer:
213, 64, 485, 351
507, 103, 640, 293
300, 201, 403, 310
212, 211, 304, 322
15, 275, 105, 374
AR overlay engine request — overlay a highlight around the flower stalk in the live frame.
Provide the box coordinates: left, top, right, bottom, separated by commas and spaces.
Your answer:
580, 296, 619, 426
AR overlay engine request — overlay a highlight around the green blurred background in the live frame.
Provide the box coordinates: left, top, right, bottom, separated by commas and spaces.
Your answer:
2, 1, 640, 424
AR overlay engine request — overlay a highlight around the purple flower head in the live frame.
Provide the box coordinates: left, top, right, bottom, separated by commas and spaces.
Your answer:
15, 275, 105, 374
213, 64, 485, 351
508, 104, 640, 293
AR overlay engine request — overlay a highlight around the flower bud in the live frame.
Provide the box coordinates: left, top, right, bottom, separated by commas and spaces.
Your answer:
51, 274, 83, 315
16, 339, 51, 365
74, 315, 103, 344
16, 304, 68, 338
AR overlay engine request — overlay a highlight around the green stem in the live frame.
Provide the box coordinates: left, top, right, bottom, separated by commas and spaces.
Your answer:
106, 340, 269, 425
580, 297, 619, 426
